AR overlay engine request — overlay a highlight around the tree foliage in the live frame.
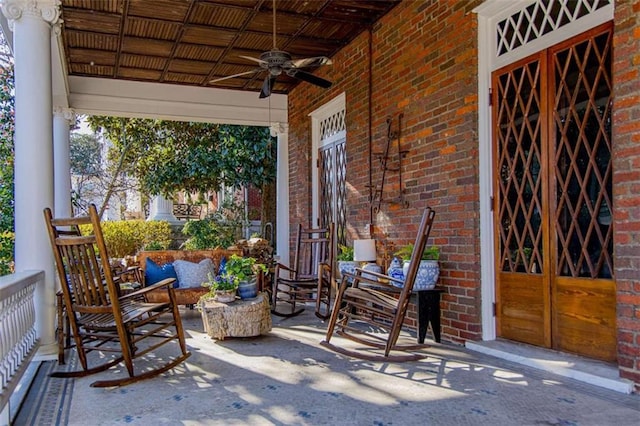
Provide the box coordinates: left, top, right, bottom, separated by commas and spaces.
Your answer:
0, 61, 13, 233
86, 117, 276, 197
70, 132, 102, 177
0, 36, 14, 274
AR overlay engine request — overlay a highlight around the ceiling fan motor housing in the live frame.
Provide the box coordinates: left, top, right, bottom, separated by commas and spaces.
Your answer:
260, 50, 293, 76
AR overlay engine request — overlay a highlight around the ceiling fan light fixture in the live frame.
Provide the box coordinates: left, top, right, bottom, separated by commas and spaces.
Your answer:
269, 67, 282, 76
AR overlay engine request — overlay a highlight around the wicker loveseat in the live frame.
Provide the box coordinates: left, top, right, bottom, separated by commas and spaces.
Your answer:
138, 249, 241, 306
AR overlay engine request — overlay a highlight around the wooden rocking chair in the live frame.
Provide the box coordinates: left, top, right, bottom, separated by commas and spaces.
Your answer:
271, 223, 334, 319
322, 207, 436, 361
44, 204, 190, 387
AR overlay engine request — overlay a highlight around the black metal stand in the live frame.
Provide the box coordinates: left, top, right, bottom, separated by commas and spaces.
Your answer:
416, 287, 443, 343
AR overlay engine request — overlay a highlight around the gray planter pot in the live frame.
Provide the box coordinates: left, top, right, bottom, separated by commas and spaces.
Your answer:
238, 277, 258, 299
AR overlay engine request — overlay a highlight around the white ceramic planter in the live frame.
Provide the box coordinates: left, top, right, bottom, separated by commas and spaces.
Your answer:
402, 260, 439, 290
337, 261, 358, 279
362, 262, 382, 280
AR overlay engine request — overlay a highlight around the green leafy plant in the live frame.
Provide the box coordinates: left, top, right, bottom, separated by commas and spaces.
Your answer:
203, 272, 238, 292
144, 241, 164, 251
88, 117, 276, 197
225, 254, 267, 282
0, 231, 15, 275
336, 244, 354, 261
511, 247, 533, 266
182, 199, 246, 249
394, 244, 440, 262
80, 219, 172, 258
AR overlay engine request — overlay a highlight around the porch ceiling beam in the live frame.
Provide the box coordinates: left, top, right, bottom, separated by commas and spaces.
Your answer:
66, 76, 287, 127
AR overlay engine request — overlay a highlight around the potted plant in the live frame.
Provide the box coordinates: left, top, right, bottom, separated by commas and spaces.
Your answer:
225, 254, 267, 299
202, 272, 238, 303
336, 244, 357, 278
394, 244, 440, 290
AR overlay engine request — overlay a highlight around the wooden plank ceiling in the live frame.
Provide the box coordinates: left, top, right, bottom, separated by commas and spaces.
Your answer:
60, 0, 400, 96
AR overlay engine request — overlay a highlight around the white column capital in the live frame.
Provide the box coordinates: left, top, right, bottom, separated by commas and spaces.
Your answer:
270, 122, 288, 137
51, 16, 61, 35
1, 0, 61, 30
53, 105, 75, 122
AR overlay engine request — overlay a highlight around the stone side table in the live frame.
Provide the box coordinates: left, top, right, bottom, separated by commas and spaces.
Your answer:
200, 292, 272, 340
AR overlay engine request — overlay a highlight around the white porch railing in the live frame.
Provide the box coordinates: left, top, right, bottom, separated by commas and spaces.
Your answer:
0, 270, 42, 422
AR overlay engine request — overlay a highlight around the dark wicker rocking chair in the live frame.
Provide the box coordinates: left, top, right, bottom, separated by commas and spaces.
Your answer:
271, 223, 334, 319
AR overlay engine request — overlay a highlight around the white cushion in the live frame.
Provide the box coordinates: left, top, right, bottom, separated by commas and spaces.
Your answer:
173, 259, 216, 288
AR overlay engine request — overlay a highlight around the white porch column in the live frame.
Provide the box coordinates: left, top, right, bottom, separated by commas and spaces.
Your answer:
53, 106, 73, 218
272, 122, 289, 266
149, 194, 179, 223
2, 0, 60, 356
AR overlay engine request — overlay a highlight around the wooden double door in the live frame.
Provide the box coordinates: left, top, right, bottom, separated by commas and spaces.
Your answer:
492, 23, 616, 362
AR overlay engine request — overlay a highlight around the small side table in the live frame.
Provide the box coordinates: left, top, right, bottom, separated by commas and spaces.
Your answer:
200, 292, 272, 340
416, 287, 444, 344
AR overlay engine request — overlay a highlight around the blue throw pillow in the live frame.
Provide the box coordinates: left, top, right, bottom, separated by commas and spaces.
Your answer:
145, 257, 179, 288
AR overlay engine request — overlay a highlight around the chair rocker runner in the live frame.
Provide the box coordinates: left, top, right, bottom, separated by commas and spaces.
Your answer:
44, 204, 190, 387
322, 207, 436, 361
271, 223, 334, 319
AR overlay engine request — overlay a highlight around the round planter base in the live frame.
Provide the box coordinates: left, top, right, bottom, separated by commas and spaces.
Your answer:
214, 290, 236, 303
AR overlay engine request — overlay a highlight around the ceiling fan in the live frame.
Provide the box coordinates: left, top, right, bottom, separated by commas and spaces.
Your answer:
209, 0, 333, 98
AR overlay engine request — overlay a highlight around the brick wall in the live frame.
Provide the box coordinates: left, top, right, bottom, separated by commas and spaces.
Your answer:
288, 0, 482, 344
288, 0, 640, 382
613, 0, 640, 388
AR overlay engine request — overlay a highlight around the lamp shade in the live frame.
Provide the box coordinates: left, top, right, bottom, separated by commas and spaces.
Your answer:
354, 239, 377, 262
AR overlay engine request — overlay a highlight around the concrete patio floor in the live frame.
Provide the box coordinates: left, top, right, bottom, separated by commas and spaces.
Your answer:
15, 304, 640, 425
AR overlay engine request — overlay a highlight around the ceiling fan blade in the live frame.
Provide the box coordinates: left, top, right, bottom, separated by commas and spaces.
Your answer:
259, 75, 278, 98
209, 69, 261, 84
239, 55, 267, 66
287, 69, 332, 89
290, 56, 332, 68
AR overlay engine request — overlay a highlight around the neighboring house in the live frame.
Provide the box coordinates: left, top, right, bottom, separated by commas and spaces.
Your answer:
70, 127, 141, 220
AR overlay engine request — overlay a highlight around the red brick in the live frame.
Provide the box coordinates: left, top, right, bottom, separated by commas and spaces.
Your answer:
287, 0, 640, 388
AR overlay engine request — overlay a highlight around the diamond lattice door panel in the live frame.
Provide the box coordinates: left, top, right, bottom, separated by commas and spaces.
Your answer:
549, 25, 615, 361
319, 139, 346, 246
493, 23, 615, 361
494, 53, 549, 348
318, 106, 346, 246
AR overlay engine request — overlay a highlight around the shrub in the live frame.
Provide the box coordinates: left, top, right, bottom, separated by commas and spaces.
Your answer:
80, 220, 172, 258
182, 200, 246, 250
144, 241, 164, 251
0, 231, 14, 275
